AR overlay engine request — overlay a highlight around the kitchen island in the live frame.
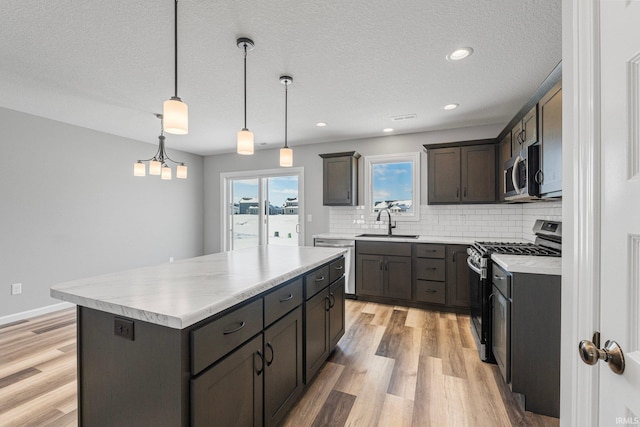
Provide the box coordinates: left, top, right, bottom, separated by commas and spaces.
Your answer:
51, 246, 346, 427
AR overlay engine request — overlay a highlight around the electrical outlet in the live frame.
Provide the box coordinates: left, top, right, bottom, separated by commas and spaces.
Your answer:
11, 283, 22, 295
114, 318, 135, 341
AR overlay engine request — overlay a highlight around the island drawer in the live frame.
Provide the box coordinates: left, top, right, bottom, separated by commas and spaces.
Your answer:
264, 278, 303, 327
305, 265, 330, 299
415, 244, 445, 259
191, 298, 263, 375
415, 281, 446, 305
415, 258, 446, 281
329, 257, 345, 283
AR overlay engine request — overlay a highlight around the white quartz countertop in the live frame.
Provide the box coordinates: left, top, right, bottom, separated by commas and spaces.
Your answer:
50, 246, 346, 329
313, 233, 476, 245
491, 254, 562, 276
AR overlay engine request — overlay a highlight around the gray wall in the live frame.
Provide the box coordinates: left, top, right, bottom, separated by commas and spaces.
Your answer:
0, 108, 204, 317
203, 123, 502, 254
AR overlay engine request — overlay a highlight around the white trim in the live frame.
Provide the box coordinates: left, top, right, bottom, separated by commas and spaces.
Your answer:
0, 302, 75, 326
220, 167, 305, 251
561, 0, 601, 425
363, 152, 421, 222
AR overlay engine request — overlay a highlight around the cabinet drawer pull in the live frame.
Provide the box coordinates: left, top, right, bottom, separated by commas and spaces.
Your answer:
223, 321, 246, 335
255, 350, 264, 375
329, 293, 336, 308
266, 342, 274, 366
493, 275, 504, 280
279, 293, 294, 302
425, 289, 437, 293
334, 265, 344, 270
315, 276, 325, 282
425, 267, 437, 271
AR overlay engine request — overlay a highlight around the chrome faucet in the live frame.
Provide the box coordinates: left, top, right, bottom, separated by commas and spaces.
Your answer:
376, 208, 396, 236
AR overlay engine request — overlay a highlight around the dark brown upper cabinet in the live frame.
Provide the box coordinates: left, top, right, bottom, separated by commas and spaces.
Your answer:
538, 80, 562, 198
497, 132, 512, 202
511, 105, 538, 155
426, 140, 496, 204
319, 152, 360, 206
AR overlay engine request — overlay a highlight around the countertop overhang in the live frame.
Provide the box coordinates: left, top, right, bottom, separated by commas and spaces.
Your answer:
491, 253, 561, 276
50, 246, 346, 329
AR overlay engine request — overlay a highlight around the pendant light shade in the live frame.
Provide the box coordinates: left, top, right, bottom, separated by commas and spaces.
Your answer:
163, 97, 188, 135
134, 114, 188, 180
279, 75, 293, 167
237, 38, 255, 155
163, 0, 188, 135
237, 129, 254, 155
280, 147, 293, 167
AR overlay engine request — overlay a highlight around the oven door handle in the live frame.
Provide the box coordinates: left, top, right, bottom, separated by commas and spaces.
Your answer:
466, 257, 484, 276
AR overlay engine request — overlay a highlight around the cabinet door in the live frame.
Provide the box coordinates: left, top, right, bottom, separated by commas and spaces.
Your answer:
522, 105, 538, 147
385, 256, 412, 300
446, 245, 470, 308
461, 144, 496, 203
428, 147, 461, 204
356, 254, 384, 297
304, 289, 330, 383
191, 334, 263, 427
328, 277, 346, 349
539, 82, 562, 197
511, 121, 523, 155
323, 156, 355, 206
497, 132, 512, 202
264, 307, 303, 427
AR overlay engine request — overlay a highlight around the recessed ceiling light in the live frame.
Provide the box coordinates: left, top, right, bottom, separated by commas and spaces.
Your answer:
443, 103, 459, 110
446, 47, 474, 61
383, 128, 394, 133
316, 122, 327, 127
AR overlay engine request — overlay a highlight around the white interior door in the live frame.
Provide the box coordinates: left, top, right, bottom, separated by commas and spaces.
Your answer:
599, 0, 640, 421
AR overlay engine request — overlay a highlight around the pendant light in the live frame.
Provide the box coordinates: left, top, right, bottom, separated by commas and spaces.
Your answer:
237, 38, 255, 155
279, 76, 293, 167
163, 0, 188, 135
134, 114, 187, 180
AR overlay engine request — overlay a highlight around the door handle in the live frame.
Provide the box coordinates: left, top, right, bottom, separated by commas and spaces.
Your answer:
578, 332, 625, 374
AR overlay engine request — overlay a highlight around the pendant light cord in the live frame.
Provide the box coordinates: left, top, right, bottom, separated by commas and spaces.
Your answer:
243, 44, 248, 129
284, 81, 289, 148
173, 0, 179, 98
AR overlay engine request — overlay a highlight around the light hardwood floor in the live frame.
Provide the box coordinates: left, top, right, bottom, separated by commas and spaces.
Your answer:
0, 302, 559, 426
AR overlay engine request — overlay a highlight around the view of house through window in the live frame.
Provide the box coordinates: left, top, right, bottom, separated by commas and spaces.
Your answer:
365, 153, 420, 220
224, 170, 302, 250
371, 161, 414, 213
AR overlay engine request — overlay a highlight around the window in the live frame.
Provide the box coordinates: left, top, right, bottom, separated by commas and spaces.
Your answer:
221, 168, 304, 251
364, 152, 420, 221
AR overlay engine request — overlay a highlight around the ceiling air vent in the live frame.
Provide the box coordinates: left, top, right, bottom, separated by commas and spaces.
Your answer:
390, 114, 417, 122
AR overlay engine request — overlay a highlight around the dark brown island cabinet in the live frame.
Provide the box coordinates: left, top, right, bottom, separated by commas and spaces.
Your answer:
76, 256, 345, 427
356, 241, 470, 312
426, 141, 496, 204
319, 151, 360, 206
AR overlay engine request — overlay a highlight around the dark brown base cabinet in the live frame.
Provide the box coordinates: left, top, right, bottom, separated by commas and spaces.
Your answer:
355, 242, 412, 301
76, 256, 344, 427
356, 242, 470, 312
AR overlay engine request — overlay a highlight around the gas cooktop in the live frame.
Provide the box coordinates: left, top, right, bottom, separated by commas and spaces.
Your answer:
474, 241, 561, 257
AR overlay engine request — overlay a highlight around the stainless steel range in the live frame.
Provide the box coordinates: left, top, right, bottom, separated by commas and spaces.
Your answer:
467, 220, 562, 362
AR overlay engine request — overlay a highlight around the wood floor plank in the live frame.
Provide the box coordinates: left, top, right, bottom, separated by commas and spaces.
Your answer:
343, 355, 395, 427
377, 393, 414, 427
456, 314, 475, 350
281, 361, 344, 427
439, 318, 467, 379
412, 355, 447, 426
419, 310, 439, 358
0, 367, 40, 389
310, 389, 356, 427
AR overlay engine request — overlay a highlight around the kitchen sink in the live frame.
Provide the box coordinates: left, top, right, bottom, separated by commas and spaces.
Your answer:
356, 234, 419, 239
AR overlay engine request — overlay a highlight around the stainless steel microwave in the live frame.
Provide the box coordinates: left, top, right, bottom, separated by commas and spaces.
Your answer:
504, 144, 540, 201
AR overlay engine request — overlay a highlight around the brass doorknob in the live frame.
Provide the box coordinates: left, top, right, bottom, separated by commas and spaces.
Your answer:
578, 338, 625, 375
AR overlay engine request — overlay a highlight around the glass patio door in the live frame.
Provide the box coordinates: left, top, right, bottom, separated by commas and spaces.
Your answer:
224, 169, 303, 251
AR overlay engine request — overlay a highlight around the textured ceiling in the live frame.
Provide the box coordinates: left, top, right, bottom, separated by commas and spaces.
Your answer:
0, 0, 561, 156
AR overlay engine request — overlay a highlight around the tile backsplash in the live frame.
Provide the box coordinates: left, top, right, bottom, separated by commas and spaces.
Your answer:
329, 201, 562, 242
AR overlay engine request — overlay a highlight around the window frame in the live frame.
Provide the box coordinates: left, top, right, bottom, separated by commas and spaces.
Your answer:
363, 152, 421, 222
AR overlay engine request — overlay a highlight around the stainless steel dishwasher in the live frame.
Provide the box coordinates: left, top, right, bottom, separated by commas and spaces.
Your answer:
314, 237, 355, 297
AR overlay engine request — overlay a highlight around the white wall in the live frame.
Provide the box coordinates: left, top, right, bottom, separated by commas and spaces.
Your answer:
0, 107, 205, 317
204, 123, 509, 253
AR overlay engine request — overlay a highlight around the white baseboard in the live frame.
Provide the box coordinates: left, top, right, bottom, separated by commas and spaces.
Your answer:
0, 302, 75, 326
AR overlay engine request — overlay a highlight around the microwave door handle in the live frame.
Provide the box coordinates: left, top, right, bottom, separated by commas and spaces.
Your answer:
512, 155, 523, 195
